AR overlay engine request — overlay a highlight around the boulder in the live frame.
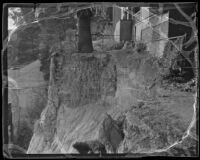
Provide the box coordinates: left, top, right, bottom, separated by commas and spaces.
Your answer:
98, 114, 124, 153
73, 140, 106, 154
72, 142, 93, 154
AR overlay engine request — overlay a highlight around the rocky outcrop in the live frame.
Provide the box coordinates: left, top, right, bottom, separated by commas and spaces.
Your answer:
72, 113, 125, 154
98, 113, 124, 153
117, 105, 188, 153
27, 49, 195, 155
27, 52, 118, 153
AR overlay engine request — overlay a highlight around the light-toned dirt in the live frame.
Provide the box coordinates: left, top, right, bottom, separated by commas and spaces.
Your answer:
8, 60, 47, 142
27, 50, 196, 154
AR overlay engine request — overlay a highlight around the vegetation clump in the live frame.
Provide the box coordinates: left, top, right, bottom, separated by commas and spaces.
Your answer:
135, 41, 147, 54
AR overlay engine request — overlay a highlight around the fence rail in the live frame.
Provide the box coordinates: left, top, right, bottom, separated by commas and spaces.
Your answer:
144, 35, 186, 44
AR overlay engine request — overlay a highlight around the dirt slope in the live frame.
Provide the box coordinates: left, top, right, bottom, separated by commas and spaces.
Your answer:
27, 50, 196, 154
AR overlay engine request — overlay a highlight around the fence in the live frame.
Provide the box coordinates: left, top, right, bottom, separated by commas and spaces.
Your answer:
146, 35, 185, 57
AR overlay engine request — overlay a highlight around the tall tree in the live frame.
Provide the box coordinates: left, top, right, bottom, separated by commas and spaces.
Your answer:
77, 8, 93, 53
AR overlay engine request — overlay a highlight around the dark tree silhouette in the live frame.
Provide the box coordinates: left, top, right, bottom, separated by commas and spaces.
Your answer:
77, 9, 93, 53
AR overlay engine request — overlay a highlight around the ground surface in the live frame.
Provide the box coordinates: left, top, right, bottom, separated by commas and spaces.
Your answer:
7, 43, 197, 156
26, 50, 197, 155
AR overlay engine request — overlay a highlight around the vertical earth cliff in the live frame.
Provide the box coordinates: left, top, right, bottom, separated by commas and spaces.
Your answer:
27, 49, 196, 155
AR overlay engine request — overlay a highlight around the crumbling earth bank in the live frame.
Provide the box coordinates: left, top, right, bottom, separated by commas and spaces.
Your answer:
28, 52, 117, 153
27, 49, 195, 154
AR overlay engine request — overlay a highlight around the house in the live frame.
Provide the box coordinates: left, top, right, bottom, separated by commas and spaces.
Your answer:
134, 7, 170, 57
112, 6, 138, 42
111, 3, 196, 58
112, 6, 171, 57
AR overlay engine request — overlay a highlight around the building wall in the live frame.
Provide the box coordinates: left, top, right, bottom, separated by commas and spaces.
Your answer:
113, 6, 122, 42
150, 13, 169, 57
113, 6, 133, 42
113, 6, 121, 27
135, 7, 152, 41
135, 7, 169, 57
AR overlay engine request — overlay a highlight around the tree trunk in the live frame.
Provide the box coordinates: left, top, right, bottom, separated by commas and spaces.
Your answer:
77, 9, 93, 53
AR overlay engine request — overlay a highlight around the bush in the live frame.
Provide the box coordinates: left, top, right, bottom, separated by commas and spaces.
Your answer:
159, 39, 194, 83
108, 41, 124, 51
39, 29, 77, 82
135, 41, 147, 53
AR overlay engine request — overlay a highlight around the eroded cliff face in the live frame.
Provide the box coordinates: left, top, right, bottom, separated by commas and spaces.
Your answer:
27, 51, 117, 153
27, 50, 195, 154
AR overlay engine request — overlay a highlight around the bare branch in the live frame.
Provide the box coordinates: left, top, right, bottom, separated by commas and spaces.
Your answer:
174, 3, 198, 46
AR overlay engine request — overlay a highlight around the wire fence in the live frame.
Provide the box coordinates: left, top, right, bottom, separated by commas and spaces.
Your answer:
6, 21, 197, 93
6, 31, 197, 87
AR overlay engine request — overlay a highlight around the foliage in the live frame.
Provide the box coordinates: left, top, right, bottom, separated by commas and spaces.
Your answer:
9, 7, 36, 26
8, 8, 24, 26
39, 27, 77, 81
8, 6, 76, 81
159, 38, 194, 83
37, 7, 76, 80
8, 24, 41, 67
109, 42, 124, 50
135, 41, 147, 54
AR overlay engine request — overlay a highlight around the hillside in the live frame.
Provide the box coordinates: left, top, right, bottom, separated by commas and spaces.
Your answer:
27, 49, 197, 155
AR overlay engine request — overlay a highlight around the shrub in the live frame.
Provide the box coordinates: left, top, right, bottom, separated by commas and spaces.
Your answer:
39, 29, 77, 82
159, 38, 194, 83
135, 41, 147, 53
108, 42, 124, 50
